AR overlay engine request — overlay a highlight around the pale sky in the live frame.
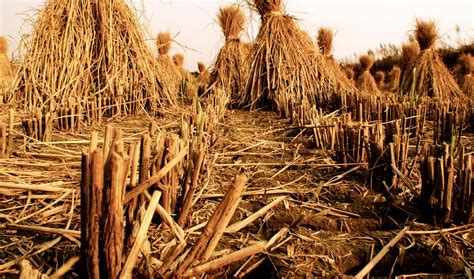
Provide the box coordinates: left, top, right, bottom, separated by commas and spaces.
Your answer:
1, 0, 473, 71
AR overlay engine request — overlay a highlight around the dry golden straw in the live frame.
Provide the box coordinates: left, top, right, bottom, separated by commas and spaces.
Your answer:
156, 32, 180, 100
317, 27, 356, 95
244, 0, 334, 117
386, 65, 401, 92
12, 0, 176, 113
209, 5, 250, 103
457, 53, 473, 97
375, 70, 386, 90
356, 55, 379, 93
401, 19, 464, 100
0, 36, 14, 89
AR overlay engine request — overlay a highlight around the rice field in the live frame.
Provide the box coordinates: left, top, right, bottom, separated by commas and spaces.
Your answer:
0, 0, 472, 278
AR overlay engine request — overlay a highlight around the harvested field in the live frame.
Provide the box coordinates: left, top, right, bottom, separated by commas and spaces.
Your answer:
0, 0, 473, 278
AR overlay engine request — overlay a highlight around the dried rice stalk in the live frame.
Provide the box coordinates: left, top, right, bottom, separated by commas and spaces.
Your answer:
415, 19, 438, 51
457, 54, 474, 97
375, 71, 386, 90
210, 5, 250, 103
156, 32, 180, 99
317, 27, 333, 56
401, 19, 464, 100
0, 36, 14, 89
317, 27, 356, 96
386, 65, 401, 92
244, 0, 333, 117
197, 62, 210, 86
12, 0, 176, 113
172, 53, 197, 100
356, 55, 379, 93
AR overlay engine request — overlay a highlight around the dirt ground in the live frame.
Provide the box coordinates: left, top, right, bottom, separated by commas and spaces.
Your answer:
0, 107, 472, 278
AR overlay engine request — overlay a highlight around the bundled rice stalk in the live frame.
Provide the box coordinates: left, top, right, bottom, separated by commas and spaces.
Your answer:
156, 32, 180, 98
386, 65, 401, 92
209, 5, 250, 103
317, 27, 357, 94
343, 66, 355, 82
244, 0, 332, 117
173, 53, 198, 101
400, 40, 420, 87
196, 62, 210, 95
197, 62, 210, 85
401, 19, 464, 100
356, 55, 379, 93
12, 0, 176, 113
374, 70, 386, 91
456, 53, 473, 97
0, 36, 14, 90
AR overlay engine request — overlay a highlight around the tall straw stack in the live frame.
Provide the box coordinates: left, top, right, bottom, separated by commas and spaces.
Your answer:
156, 32, 180, 98
386, 65, 401, 93
0, 36, 14, 90
210, 5, 250, 103
400, 40, 420, 89
401, 20, 464, 100
317, 27, 357, 95
343, 66, 355, 82
244, 0, 332, 117
172, 53, 197, 100
374, 71, 386, 91
356, 55, 379, 93
12, 0, 176, 113
457, 53, 473, 97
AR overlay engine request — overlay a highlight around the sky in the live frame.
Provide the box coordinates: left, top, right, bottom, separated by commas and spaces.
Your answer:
0, 0, 473, 71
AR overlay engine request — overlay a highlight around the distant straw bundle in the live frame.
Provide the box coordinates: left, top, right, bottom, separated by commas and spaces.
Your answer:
0, 36, 14, 89
172, 53, 197, 100
197, 62, 210, 86
157, 32, 172, 56
457, 54, 473, 97
244, 0, 332, 116
414, 19, 437, 51
0, 37, 8, 54
401, 41, 421, 67
317, 27, 356, 94
13, 0, 176, 112
374, 71, 386, 90
356, 55, 379, 93
156, 32, 180, 100
343, 66, 355, 81
173, 54, 185, 68
317, 28, 333, 56
210, 5, 250, 102
400, 40, 420, 84
386, 65, 401, 92
401, 19, 464, 100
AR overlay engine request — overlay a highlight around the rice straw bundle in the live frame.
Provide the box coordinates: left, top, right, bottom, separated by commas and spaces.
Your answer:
343, 66, 355, 82
374, 71, 386, 90
210, 5, 250, 102
172, 53, 197, 100
12, 0, 176, 113
356, 55, 379, 93
386, 65, 401, 92
172, 54, 186, 76
400, 40, 420, 85
0, 36, 14, 89
244, 0, 332, 116
317, 27, 356, 94
197, 62, 210, 86
156, 32, 180, 100
457, 53, 474, 97
401, 41, 420, 67
401, 20, 464, 100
